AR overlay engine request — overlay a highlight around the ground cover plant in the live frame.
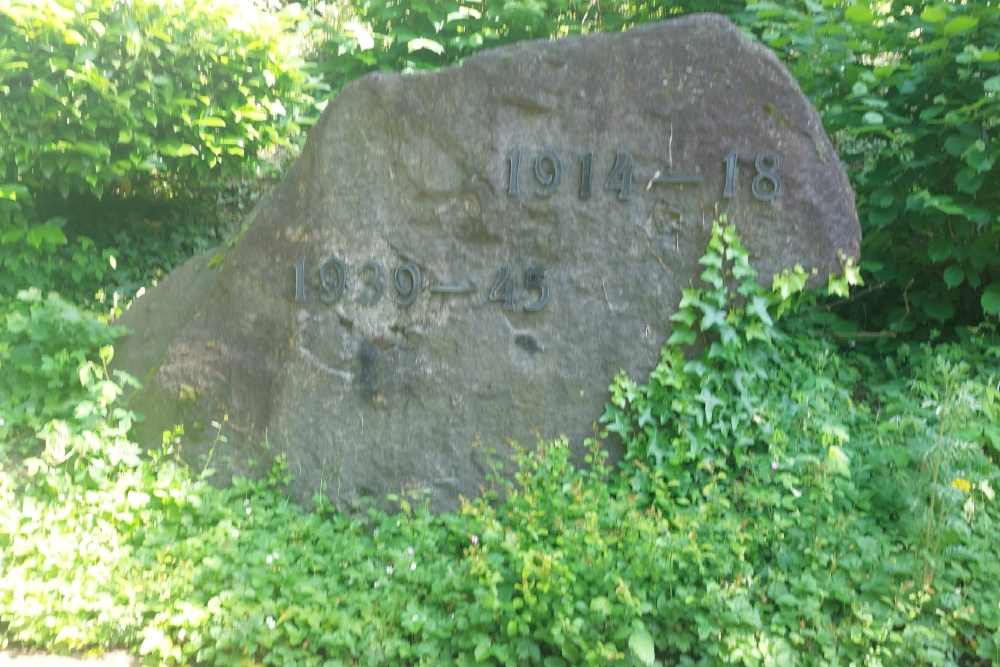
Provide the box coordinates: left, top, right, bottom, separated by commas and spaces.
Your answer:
2, 220, 998, 665
3, 0, 1000, 664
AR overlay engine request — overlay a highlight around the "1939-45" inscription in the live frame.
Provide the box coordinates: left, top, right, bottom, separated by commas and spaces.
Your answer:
293, 257, 550, 312
507, 148, 781, 202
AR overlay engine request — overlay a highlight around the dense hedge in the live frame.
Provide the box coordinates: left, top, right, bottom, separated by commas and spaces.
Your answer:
742, 1, 1000, 332
0, 0, 316, 298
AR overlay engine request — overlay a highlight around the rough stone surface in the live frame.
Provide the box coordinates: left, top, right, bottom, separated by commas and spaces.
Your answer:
114, 14, 861, 512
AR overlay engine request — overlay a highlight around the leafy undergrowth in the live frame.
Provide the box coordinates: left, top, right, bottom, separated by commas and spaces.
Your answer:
1, 222, 999, 666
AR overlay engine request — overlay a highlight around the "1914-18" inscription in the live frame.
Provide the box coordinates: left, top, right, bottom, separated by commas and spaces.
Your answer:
507, 148, 781, 202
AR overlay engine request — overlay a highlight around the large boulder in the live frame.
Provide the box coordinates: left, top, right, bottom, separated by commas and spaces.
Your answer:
114, 14, 860, 512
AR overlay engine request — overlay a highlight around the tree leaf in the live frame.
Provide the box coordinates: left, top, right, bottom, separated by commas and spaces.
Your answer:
826, 446, 851, 478
844, 4, 874, 24
920, 6, 947, 23
943, 265, 964, 289
982, 283, 1000, 316
862, 111, 884, 125
629, 626, 656, 667
944, 16, 979, 34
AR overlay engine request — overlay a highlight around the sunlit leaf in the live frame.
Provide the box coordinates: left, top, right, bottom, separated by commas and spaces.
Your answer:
629, 626, 656, 666
944, 16, 979, 34
844, 4, 874, 24
920, 6, 947, 23
408, 38, 445, 55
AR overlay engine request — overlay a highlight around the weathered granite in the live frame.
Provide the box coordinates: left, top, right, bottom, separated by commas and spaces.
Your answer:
114, 14, 860, 512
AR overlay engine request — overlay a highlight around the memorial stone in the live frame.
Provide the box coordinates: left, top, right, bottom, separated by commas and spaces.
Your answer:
114, 14, 861, 512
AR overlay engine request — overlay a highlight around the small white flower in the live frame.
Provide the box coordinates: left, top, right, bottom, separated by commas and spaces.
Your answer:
410, 561, 417, 571
266, 554, 273, 565
791, 487, 802, 498
246, 507, 252, 515
373, 581, 379, 588
387, 565, 394, 576
980, 480, 995, 501
266, 616, 276, 630
231, 529, 240, 539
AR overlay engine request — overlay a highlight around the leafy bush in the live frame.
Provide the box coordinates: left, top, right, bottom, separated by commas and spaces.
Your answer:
3, 221, 998, 665
0, 0, 316, 298
307, 0, 749, 95
0, 288, 131, 454
743, 1, 1000, 332
308, 0, 584, 93
601, 219, 1000, 664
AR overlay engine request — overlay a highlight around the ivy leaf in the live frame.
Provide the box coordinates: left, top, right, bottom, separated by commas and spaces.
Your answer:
700, 304, 727, 333
647, 428, 668, 468
747, 295, 774, 328
695, 386, 724, 425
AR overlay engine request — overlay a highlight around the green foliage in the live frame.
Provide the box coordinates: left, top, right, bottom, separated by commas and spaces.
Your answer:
4, 223, 998, 665
743, 1, 1000, 332
308, 0, 587, 92
306, 0, 746, 94
4, 4, 1000, 664
0, 0, 316, 299
0, 288, 131, 453
601, 217, 845, 502
600, 221, 1000, 664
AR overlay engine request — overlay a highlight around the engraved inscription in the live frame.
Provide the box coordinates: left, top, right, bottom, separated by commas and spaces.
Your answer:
294, 258, 550, 312
752, 151, 781, 201
506, 148, 782, 202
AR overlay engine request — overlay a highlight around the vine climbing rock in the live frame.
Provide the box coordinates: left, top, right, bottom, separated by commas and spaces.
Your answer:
113, 14, 860, 512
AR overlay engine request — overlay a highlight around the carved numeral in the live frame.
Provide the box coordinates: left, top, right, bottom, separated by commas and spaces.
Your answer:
604, 152, 633, 200
490, 265, 550, 312
394, 260, 421, 307
357, 260, 385, 305
752, 151, 781, 201
490, 264, 515, 310
507, 149, 520, 197
723, 150, 782, 201
524, 267, 549, 312
723, 150, 738, 199
320, 257, 348, 304
579, 151, 593, 199
534, 151, 562, 197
